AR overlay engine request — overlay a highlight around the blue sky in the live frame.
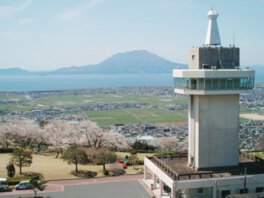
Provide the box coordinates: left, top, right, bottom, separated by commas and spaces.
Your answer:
0, 0, 263, 71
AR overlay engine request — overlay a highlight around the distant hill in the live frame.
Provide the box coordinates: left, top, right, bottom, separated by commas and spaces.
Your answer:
51, 50, 186, 74
1, 50, 264, 76
0, 67, 30, 75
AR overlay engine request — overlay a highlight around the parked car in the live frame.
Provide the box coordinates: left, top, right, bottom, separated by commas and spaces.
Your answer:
15, 180, 32, 190
0, 178, 9, 192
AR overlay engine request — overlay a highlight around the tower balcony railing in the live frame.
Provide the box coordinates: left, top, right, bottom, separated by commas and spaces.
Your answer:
173, 77, 254, 92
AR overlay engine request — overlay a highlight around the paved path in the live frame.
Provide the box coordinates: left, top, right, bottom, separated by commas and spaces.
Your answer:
0, 175, 152, 198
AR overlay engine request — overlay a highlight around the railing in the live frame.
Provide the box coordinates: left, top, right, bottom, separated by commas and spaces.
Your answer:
148, 153, 188, 180
148, 153, 264, 181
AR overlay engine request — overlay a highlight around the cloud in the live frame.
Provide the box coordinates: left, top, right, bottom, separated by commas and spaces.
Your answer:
0, 0, 33, 18
58, 0, 105, 22
18, 18, 34, 26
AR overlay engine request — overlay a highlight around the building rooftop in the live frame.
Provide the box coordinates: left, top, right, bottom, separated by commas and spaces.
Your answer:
148, 152, 264, 181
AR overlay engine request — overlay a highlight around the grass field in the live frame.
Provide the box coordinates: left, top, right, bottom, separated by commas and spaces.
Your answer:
33, 94, 187, 107
0, 90, 257, 126
0, 153, 146, 180
87, 108, 187, 125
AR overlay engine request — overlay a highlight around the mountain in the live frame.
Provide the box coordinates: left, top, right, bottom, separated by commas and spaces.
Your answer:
0, 67, 30, 75
51, 50, 186, 74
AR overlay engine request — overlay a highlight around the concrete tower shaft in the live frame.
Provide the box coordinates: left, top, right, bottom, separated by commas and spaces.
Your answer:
205, 10, 221, 46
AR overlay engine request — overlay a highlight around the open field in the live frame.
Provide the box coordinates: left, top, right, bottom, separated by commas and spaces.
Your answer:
34, 93, 187, 107
0, 153, 145, 180
0, 89, 189, 126
240, 113, 264, 121
0, 87, 260, 126
87, 109, 187, 125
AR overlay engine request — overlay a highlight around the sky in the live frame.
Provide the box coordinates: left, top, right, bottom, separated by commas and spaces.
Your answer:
0, 0, 263, 71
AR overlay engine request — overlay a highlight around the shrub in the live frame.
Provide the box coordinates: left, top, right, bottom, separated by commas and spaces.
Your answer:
155, 150, 178, 155
23, 172, 44, 180
111, 168, 125, 176
103, 170, 109, 176
7, 176, 31, 185
71, 170, 97, 178
0, 148, 14, 153
130, 141, 156, 152
130, 150, 137, 155
135, 159, 144, 165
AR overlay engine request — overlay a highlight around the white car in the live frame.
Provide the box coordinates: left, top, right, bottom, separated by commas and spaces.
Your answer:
15, 180, 32, 190
0, 178, 9, 192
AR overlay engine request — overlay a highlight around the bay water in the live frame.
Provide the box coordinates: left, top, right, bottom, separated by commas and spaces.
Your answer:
0, 72, 263, 92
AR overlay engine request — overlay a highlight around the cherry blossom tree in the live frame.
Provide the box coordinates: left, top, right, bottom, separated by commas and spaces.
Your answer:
159, 137, 178, 151
44, 120, 74, 158
0, 122, 15, 148
78, 121, 128, 150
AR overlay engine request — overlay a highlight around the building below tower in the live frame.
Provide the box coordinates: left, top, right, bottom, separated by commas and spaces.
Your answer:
143, 153, 264, 198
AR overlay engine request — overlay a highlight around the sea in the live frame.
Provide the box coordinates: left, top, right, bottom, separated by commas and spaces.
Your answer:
0, 73, 263, 92
0, 74, 173, 92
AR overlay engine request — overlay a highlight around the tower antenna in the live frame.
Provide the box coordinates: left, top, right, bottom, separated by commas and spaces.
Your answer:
233, 33, 236, 47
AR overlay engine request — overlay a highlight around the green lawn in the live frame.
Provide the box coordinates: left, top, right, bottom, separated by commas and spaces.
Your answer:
87, 108, 187, 126
0, 103, 43, 112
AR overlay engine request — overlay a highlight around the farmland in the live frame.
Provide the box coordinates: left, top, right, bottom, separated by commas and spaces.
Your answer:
0, 87, 188, 126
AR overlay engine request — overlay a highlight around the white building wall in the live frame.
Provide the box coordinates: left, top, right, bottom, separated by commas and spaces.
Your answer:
144, 157, 264, 198
191, 94, 239, 169
188, 96, 195, 166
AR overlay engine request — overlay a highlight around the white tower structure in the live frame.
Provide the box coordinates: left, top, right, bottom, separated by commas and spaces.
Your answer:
205, 9, 221, 46
173, 10, 255, 170
143, 10, 264, 198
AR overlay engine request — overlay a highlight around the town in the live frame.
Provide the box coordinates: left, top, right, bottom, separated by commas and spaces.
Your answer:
0, 86, 263, 151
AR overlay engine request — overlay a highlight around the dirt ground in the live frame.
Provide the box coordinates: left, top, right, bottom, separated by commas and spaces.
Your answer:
240, 113, 264, 121
0, 153, 143, 180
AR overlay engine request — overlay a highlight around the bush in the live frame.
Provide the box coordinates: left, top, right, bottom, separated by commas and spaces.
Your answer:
0, 148, 14, 153
111, 168, 125, 176
7, 177, 31, 185
130, 141, 156, 153
103, 170, 109, 176
155, 150, 178, 155
130, 150, 137, 155
71, 170, 97, 178
135, 159, 144, 165
23, 172, 44, 180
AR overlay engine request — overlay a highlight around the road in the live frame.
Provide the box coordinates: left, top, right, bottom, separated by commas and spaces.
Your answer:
0, 175, 152, 198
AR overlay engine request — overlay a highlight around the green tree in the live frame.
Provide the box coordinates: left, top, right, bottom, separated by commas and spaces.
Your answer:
30, 178, 45, 198
6, 162, 15, 177
128, 154, 139, 166
62, 146, 89, 173
12, 149, 32, 174
131, 140, 156, 152
93, 148, 117, 175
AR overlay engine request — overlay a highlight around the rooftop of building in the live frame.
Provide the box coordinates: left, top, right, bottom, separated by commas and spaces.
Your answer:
148, 152, 264, 181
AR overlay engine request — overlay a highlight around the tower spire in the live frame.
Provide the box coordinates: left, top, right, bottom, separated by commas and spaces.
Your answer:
205, 9, 221, 46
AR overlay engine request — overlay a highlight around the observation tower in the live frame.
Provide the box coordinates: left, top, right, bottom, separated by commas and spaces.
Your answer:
143, 10, 264, 198
173, 10, 255, 170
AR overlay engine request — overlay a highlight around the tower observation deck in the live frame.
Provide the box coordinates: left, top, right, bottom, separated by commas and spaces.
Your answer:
173, 10, 255, 170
